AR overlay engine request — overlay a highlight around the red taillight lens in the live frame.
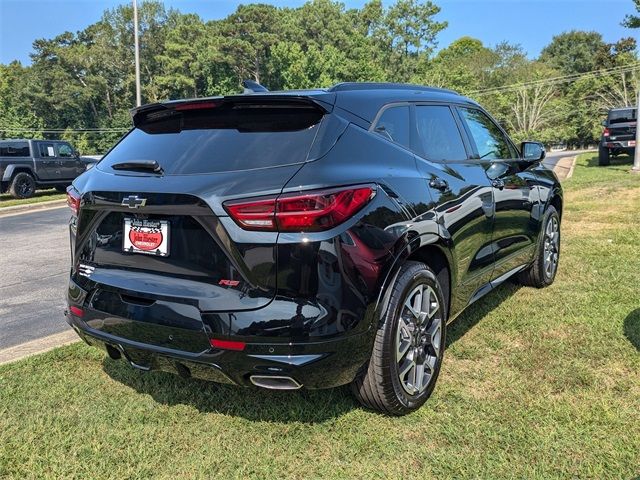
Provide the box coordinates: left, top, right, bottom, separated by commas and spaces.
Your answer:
223, 197, 277, 230
210, 338, 246, 351
223, 186, 375, 232
603, 128, 610, 137
66, 187, 81, 217
69, 305, 84, 317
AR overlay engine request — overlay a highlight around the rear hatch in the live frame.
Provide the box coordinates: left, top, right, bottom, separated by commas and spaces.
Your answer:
72, 95, 343, 348
608, 108, 637, 141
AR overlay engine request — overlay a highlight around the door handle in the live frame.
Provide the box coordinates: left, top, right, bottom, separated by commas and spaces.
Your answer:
491, 178, 505, 190
429, 177, 449, 191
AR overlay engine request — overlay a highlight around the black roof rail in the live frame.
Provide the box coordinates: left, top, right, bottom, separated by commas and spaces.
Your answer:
328, 82, 459, 95
242, 79, 269, 93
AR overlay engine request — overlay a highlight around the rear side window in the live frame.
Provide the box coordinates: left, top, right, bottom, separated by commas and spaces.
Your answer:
39, 143, 56, 158
608, 109, 636, 124
0, 142, 30, 157
373, 105, 410, 148
99, 103, 324, 175
459, 108, 516, 160
415, 106, 467, 162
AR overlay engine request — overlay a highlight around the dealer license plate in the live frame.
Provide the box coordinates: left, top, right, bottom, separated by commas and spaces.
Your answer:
123, 218, 169, 257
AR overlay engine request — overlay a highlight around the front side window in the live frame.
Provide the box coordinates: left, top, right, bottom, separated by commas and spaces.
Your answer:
373, 105, 410, 148
58, 144, 74, 157
415, 105, 467, 162
459, 108, 515, 160
39, 143, 56, 158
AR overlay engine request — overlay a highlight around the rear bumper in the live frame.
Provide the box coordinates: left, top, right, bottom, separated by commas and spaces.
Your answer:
65, 303, 373, 390
603, 140, 635, 151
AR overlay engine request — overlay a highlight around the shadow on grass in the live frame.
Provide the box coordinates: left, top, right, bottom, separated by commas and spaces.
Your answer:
447, 282, 520, 347
101, 282, 519, 422
623, 308, 640, 352
585, 153, 633, 168
103, 356, 358, 423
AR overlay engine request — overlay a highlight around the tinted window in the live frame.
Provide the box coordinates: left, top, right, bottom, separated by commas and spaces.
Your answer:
415, 106, 467, 162
58, 144, 74, 157
459, 108, 515, 160
39, 143, 56, 158
608, 109, 636, 124
0, 142, 30, 157
373, 105, 410, 148
99, 105, 324, 175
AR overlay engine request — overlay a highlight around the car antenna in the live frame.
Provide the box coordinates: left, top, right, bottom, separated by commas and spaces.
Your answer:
242, 79, 269, 94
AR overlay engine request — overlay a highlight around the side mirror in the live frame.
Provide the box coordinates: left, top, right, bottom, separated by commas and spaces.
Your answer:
521, 141, 546, 162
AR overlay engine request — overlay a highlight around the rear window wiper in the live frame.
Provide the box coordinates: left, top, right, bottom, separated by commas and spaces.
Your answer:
111, 160, 163, 174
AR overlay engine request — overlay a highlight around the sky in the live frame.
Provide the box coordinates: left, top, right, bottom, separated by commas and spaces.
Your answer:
0, 0, 636, 65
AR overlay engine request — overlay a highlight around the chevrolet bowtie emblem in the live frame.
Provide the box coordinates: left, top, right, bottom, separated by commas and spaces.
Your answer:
121, 195, 147, 209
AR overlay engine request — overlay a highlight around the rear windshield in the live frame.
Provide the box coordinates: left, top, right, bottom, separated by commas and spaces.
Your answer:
608, 109, 636, 124
99, 103, 324, 175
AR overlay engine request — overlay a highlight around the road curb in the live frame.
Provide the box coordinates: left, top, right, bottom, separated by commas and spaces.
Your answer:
551, 155, 578, 182
0, 198, 67, 217
0, 329, 80, 365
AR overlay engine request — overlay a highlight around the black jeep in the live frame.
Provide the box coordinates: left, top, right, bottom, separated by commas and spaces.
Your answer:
598, 107, 637, 166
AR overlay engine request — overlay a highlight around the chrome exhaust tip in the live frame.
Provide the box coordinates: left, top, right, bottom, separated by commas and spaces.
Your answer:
250, 375, 302, 390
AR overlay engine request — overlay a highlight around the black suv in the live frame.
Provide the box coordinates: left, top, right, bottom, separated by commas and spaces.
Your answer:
599, 107, 637, 166
0, 139, 86, 198
65, 83, 562, 415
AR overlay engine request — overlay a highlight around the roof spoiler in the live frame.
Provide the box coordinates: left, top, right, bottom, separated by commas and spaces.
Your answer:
131, 95, 334, 130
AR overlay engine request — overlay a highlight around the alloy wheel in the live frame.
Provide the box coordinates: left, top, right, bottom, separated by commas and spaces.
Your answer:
543, 216, 559, 279
395, 284, 443, 395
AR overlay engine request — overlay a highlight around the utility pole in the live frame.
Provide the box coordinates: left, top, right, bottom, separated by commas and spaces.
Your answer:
633, 87, 640, 173
133, 0, 141, 107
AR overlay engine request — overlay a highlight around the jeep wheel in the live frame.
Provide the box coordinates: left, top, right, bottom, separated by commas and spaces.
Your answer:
598, 145, 610, 166
9, 172, 36, 199
351, 261, 446, 415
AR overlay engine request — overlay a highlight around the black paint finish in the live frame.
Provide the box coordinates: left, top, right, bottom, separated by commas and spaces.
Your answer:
66, 83, 562, 389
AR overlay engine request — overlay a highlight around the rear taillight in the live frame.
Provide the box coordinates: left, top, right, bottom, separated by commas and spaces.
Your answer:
224, 186, 375, 232
66, 187, 81, 217
210, 338, 246, 351
603, 128, 610, 137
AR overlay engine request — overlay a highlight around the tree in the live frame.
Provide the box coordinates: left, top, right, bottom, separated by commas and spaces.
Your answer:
539, 31, 607, 74
622, 0, 640, 28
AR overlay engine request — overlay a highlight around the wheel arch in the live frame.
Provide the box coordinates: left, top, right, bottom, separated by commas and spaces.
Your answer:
549, 193, 563, 220
3, 165, 36, 182
376, 233, 454, 322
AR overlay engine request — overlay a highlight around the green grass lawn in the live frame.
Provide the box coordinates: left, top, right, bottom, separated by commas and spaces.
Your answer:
1, 153, 639, 479
0, 189, 65, 208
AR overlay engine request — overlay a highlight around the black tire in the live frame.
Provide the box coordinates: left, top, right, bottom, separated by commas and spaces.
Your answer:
598, 145, 610, 166
8, 172, 36, 199
55, 185, 68, 193
351, 261, 447, 415
518, 206, 560, 288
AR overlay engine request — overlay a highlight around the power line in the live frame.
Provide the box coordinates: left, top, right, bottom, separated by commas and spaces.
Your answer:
470, 62, 640, 96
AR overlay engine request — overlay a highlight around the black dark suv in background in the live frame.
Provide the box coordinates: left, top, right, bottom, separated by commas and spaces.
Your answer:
0, 139, 87, 198
65, 82, 562, 415
599, 107, 637, 166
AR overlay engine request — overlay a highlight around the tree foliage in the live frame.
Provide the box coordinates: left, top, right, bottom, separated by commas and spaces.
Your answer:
0, 0, 638, 153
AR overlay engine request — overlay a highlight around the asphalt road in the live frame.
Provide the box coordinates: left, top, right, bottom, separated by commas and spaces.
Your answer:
0, 149, 591, 352
0, 206, 71, 350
